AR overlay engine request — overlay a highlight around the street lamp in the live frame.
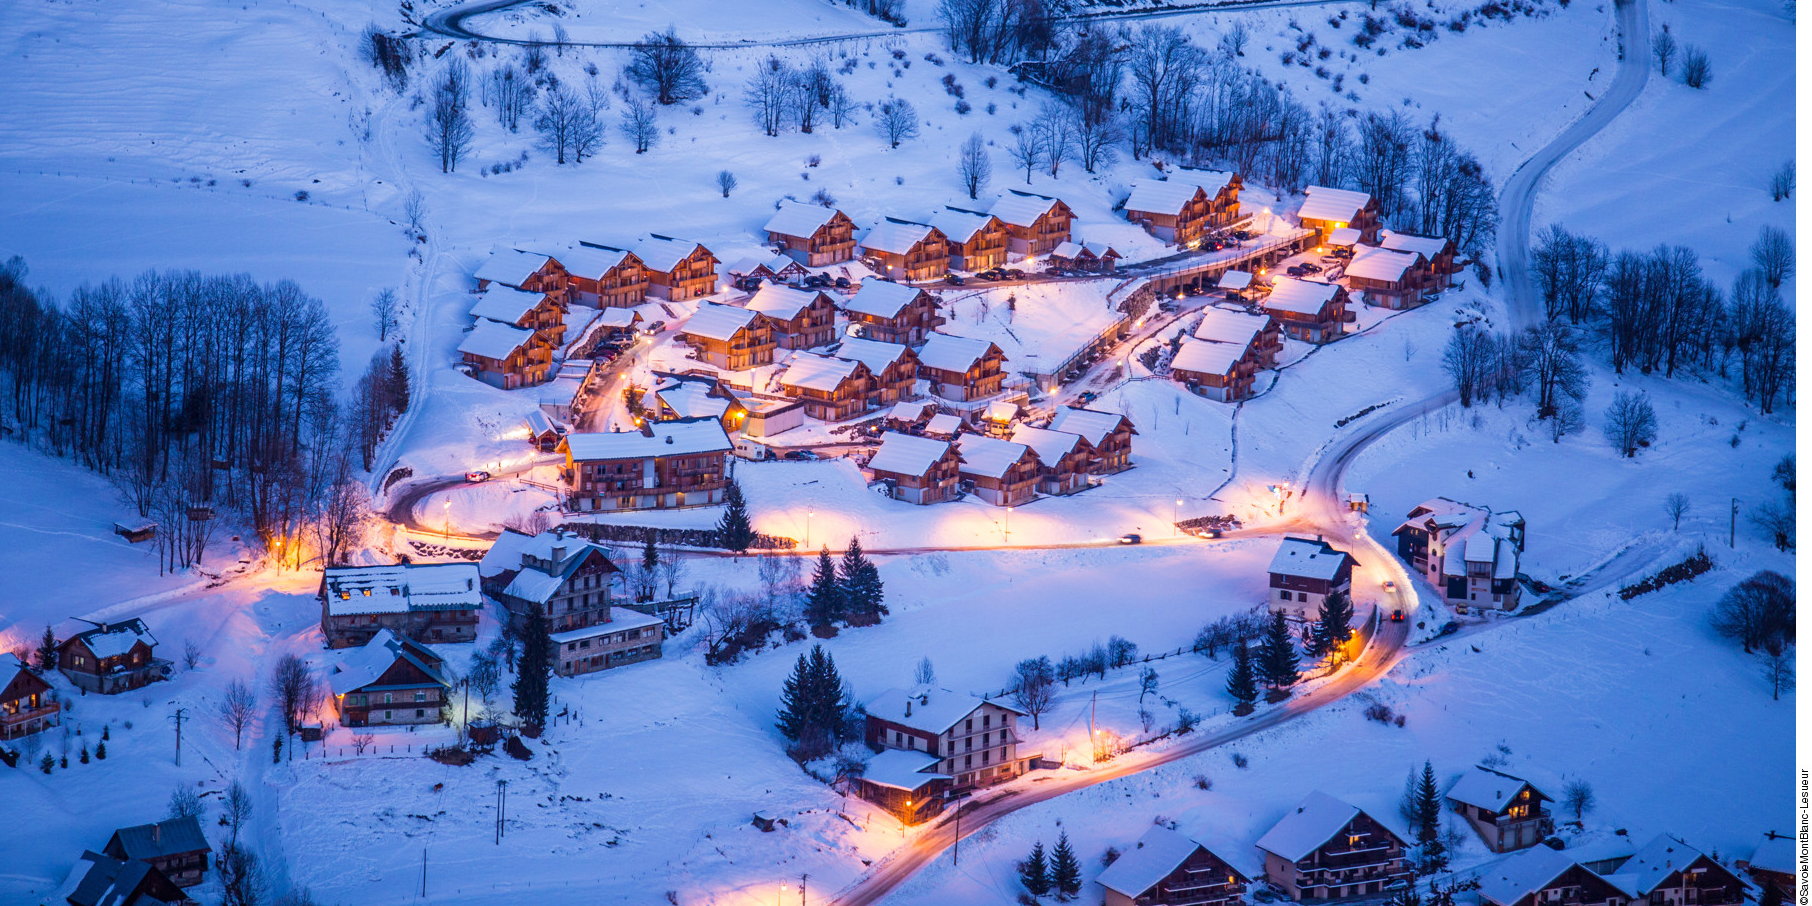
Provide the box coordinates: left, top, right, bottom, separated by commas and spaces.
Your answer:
1004, 506, 1012, 543
806, 509, 814, 548
443, 499, 452, 540
778, 882, 787, 906
1174, 498, 1183, 535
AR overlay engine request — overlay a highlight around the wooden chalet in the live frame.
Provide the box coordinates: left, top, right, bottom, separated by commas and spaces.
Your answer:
57, 619, 170, 695
1742, 835, 1793, 897
1268, 536, 1357, 616
477, 528, 663, 676
1262, 277, 1350, 344
1256, 791, 1411, 902
66, 851, 195, 906
928, 207, 1011, 272
1345, 246, 1431, 310
1010, 424, 1093, 495
103, 817, 210, 889
864, 686, 1034, 789
459, 319, 551, 389
833, 337, 920, 406
778, 352, 875, 421
852, 748, 953, 825
1050, 240, 1123, 273
1379, 231, 1462, 285
1479, 848, 1636, 906
1296, 187, 1380, 244
525, 409, 566, 452
917, 333, 1005, 402
549, 610, 664, 677
319, 563, 482, 648
560, 245, 648, 308
1446, 766, 1554, 853
1, 653, 59, 740
562, 418, 733, 512
632, 235, 718, 301
844, 279, 944, 344
1393, 498, 1525, 613
955, 435, 1039, 506
763, 201, 858, 266
471, 284, 567, 348
327, 629, 451, 727
1124, 172, 1242, 248
1173, 308, 1280, 402
744, 284, 839, 350
1612, 835, 1747, 906
859, 219, 951, 283
990, 189, 1076, 256
474, 247, 569, 298
1050, 406, 1137, 473
650, 372, 750, 431
866, 432, 963, 505
1097, 826, 1251, 906
679, 302, 776, 370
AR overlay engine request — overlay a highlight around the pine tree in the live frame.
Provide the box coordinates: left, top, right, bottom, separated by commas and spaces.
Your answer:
36, 626, 57, 670
512, 606, 552, 732
717, 479, 756, 553
805, 644, 851, 740
1020, 841, 1051, 896
1309, 591, 1355, 660
1050, 830, 1081, 899
775, 652, 813, 743
79, 743, 89, 764
642, 532, 659, 576
386, 343, 411, 415
95, 740, 107, 760
1226, 643, 1259, 715
804, 547, 844, 627
1260, 610, 1300, 691
840, 537, 885, 623
1414, 760, 1442, 843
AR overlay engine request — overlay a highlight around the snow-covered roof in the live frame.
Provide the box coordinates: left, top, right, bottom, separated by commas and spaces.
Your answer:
556, 245, 637, 278
66, 618, 158, 659
1463, 532, 1497, 564
657, 380, 734, 420
1263, 277, 1342, 316
549, 609, 664, 645
1748, 836, 1794, 875
1049, 406, 1130, 448
887, 400, 933, 423
985, 399, 1018, 422
1096, 826, 1212, 898
1297, 186, 1372, 224
1052, 240, 1086, 259
108, 816, 209, 860
1084, 241, 1122, 259
0, 652, 27, 681
845, 279, 927, 319
470, 285, 549, 325
681, 302, 761, 342
1267, 536, 1355, 581
1446, 766, 1541, 813
1346, 246, 1422, 282
956, 435, 1031, 479
865, 685, 1020, 735
867, 432, 956, 476
834, 337, 913, 374
860, 218, 938, 256
458, 318, 536, 360
990, 189, 1066, 228
1194, 308, 1269, 348
1619, 835, 1718, 896
1171, 339, 1244, 377
1255, 790, 1364, 861
916, 333, 999, 373
1326, 227, 1363, 247
503, 568, 565, 605
328, 628, 447, 697
565, 419, 732, 461
861, 748, 949, 792
764, 201, 844, 238
596, 307, 641, 328
927, 207, 999, 245
924, 413, 963, 436
475, 247, 556, 288
1479, 847, 1588, 906
526, 409, 563, 437
1124, 180, 1208, 215
634, 235, 710, 273
478, 529, 533, 579
69, 851, 164, 906
323, 563, 481, 615
1379, 230, 1452, 258
780, 352, 866, 393
745, 284, 830, 322
1219, 269, 1253, 291
1011, 424, 1084, 466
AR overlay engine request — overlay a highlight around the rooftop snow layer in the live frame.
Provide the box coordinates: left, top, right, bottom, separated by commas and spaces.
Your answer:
866, 432, 955, 476
323, 563, 481, 615
1478, 846, 1595, 906
864, 685, 1019, 734
555, 244, 637, 278
327, 628, 447, 697
764, 201, 843, 238
924, 413, 963, 436
1011, 424, 1084, 466
834, 336, 913, 374
989, 189, 1065, 228
1326, 227, 1363, 247
475, 247, 555, 287
634, 235, 708, 273
916, 333, 996, 373
549, 609, 664, 645
956, 434, 1031, 479
1267, 536, 1354, 581
1194, 308, 1269, 347
1124, 180, 1208, 215
564, 420, 732, 461
1379, 230, 1452, 257
1049, 407, 1127, 448
1171, 339, 1244, 376
745, 284, 829, 322
470, 285, 548, 325
1219, 269, 1253, 291
859, 219, 938, 255
1446, 766, 1539, 813
109, 816, 208, 860
1345, 246, 1421, 282
927, 207, 998, 245
1096, 826, 1211, 898
780, 352, 865, 393
1255, 790, 1363, 861
845, 279, 926, 319
681, 302, 761, 342
657, 380, 734, 420
1619, 835, 1717, 896
1296, 186, 1372, 224
458, 319, 535, 360
1263, 277, 1341, 316
860, 748, 949, 792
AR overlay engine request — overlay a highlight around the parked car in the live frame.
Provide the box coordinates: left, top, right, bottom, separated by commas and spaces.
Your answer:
783, 450, 821, 461
465, 470, 492, 483
1299, 262, 1322, 274
734, 276, 764, 292
834, 276, 851, 288
1118, 533, 1142, 545
1077, 391, 1098, 404
1005, 268, 1025, 279
945, 273, 965, 285
1390, 610, 1405, 622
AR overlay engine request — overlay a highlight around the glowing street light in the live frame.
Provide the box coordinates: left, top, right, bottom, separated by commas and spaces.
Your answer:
806, 509, 814, 548
1004, 506, 1012, 543
444, 499, 452, 540
1174, 498, 1183, 535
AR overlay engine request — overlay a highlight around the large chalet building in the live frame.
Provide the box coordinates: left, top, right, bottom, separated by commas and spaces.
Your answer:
1345, 246, 1431, 309
866, 432, 963, 504
956, 434, 1040, 506
1481, 835, 1747, 906
1, 653, 59, 740
929, 207, 1011, 272
1256, 791, 1411, 902
458, 318, 551, 389
1124, 173, 1242, 248
649, 371, 749, 431
558, 245, 648, 308
57, 618, 170, 694
917, 333, 1006, 402
1050, 406, 1137, 473
317, 563, 483, 648
859, 219, 951, 283
778, 352, 874, 421
744, 284, 839, 350
1097, 826, 1251, 906
1480, 847, 1632, 906
479, 528, 662, 676
865, 686, 1035, 789
679, 302, 777, 370
990, 189, 1076, 256
1296, 187, 1381, 244
1445, 766, 1554, 853
1380, 231, 1462, 285
1011, 424, 1094, 496
474, 247, 569, 298
1268, 536, 1358, 616
326, 629, 451, 727
763, 202, 858, 266
1172, 307, 1281, 402
66, 851, 194, 906
844, 280, 944, 344
1393, 498, 1525, 612
832, 337, 920, 406
561, 418, 733, 512
103, 816, 211, 889
1262, 277, 1351, 344
470, 284, 566, 349
628, 235, 718, 300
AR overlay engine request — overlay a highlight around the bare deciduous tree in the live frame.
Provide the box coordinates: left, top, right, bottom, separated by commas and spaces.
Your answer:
625, 27, 708, 105
370, 288, 400, 342
956, 132, 991, 199
1762, 649, 1794, 701
1750, 225, 1794, 288
1681, 44, 1711, 88
1709, 570, 1794, 653
268, 653, 318, 733
220, 677, 257, 750
169, 784, 205, 820
1650, 26, 1677, 76
1664, 492, 1690, 530
1603, 390, 1657, 457
219, 841, 267, 906
1011, 656, 1055, 729
875, 98, 920, 148
716, 170, 737, 198
223, 779, 253, 843
182, 639, 202, 669
1562, 779, 1596, 823
1769, 160, 1794, 201
620, 101, 659, 154
425, 61, 474, 174
1007, 125, 1042, 184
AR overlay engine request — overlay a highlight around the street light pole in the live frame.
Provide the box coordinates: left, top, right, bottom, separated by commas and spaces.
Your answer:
1730, 498, 1738, 548
1175, 499, 1183, 535
806, 509, 814, 549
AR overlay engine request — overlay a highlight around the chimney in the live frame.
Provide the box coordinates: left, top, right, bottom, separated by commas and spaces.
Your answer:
552, 546, 567, 564
665, 435, 674, 444
905, 700, 912, 717
153, 823, 162, 844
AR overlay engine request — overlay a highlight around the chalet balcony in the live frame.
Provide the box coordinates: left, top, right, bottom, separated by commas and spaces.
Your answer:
1, 702, 62, 738
1309, 847, 1402, 872
1495, 807, 1551, 828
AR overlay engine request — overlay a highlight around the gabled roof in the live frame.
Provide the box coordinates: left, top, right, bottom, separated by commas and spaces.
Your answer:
596, 307, 641, 329
564, 418, 732, 461
865, 685, 1022, 735
764, 200, 846, 238
68, 850, 186, 906
634, 234, 712, 273
845, 279, 930, 319
860, 218, 941, 256
1050, 406, 1135, 448
1268, 536, 1356, 581
1619, 835, 1724, 896
553, 244, 639, 279
323, 563, 481, 615
107, 816, 209, 860
956, 435, 1033, 480
681, 302, 762, 342
867, 432, 957, 476
1478, 846, 1595, 906
1052, 241, 1087, 259
1219, 269, 1253, 291
549, 608, 664, 645
1748, 836, 1794, 876
887, 399, 933, 423
924, 413, 963, 436
916, 333, 1001, 374
64, 619, 157, 660
1326, 227, 1363, 247
495, 532, 617, 604
1263, 277, 1343, 316
328, 628, 448, 697
1446, 765, 1544, 813
1096, 826, 1223, 899
834, 337, 915, 374
1124, 180, 1208, 216
1297, 186, 1373, 224
745, 284, 832, 322
928, 207, 1002, 245
990, 189, 1068, 228
458, 318, 536, 360
1171, 339, 1245, 377
1084, 240, 1122, 259
1255, 790, 1367, 861
1194, 308, 1269, 348
1011, 424, 1085, 466
1346, 246, 1422, 282
1379, 231, 1453, 258
479, 529, 535, 580
657, 379, 735, 420
780, 352, 867, 393
475, 247, 558, 288
861, 748, 950, 792
470, 285, 549, 325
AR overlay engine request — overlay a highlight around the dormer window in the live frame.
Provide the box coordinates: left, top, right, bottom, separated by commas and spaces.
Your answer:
362, 588, 372, 596
391, 587, 400, 595
340, 592, 350, 600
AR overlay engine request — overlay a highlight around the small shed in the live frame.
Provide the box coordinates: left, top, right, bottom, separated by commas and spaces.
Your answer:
113, 520, 157, 544
923, 413, 963, 439
1218, 270, 1254, 294
751, 811, 778, 832
1326, 227, 1363, 249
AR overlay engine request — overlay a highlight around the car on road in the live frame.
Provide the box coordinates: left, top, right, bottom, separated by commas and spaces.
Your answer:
465, 470, 492, 483
1006, 268, 1025, 279
1383, 579, 1396, 593
834, 276, 851, 288
642, 320, 666, 336
945, 273, 965, 285
1118, 533, 1142, 544
1390, 610, 1404, 622
783, 450, 821, 461
1077, 391, 1098, 404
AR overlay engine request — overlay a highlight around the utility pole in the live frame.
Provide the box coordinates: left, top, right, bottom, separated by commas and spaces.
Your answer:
495, 779, 508, 844
1730, 498, 1738, 548
952, 798, 962, 865
169, 707, 187, 766
420, 848, 427, 898
1089, 691, 1098, 763
799, 873, 808, 906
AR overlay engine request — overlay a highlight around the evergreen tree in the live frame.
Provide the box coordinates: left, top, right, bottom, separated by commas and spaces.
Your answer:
40, 752, 54, 774
386, 343, 410, 414
716, 479, 756, 553
776, 645, 850, 757
839, 537, 885, 622
805, 546, 843, 627
1020, 841, 1051, 896
1226, 643, 1259, 715
512, 606, 552, 731
776, 652, 814, 743
1309, 591, 1355, 660
79, 742, 89, 764
1759, 883, 1783, 906
95, 740, 107, 760
642, 532, 659, 575
1050, 830, 1081, 899
805, 644, 851, 739
36, 626, 57, 670
1414, 760, 1442, 843
1259, 610, 1300, 691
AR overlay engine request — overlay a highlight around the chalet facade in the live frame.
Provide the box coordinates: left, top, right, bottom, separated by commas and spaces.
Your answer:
852, 748, 954, 825
1097, 826, 1251, 906
1124, 173, 1241, 248
66, 851, 194, 906
860, 219, 951, 282
1268, 536, 1357, 615
1393, 498, 1525, 613
318, 563, 483, 648
1379, 231, 1462, 285
955, 435, 1040, 506
1742, 835, 1793, 897
917, 333, 1006, 402
866, 432, 963, 505
844, 280, 944, 344
478, 528, 620, 633
549, 611, 664, 677
474, 247, 569, 298
991, 189, 1076, 256
1345, 246, 1431, 310
1481, 851, 1633, 906
679, 303, 777, 371
525, 409, 566, 452
744, 284, 839, 350
1614, 835, 1748, 906
0, 653, 59, 740
832, 337, 920, 406
459, 319, 551, 389
327, 629, 450, 727
1011, 425, 1093, 495
1050, 240, 1123, 273
1446, 766, 1554, 853
865, 686, 1035, 789
1173, 307, 1281, 402
562, 418, 733, 512
778, 353, 874, 421
632, 235, 718, 301
763, 202, 857, 266
103, 817, 210, 888
1050, 406, 1137, 473
1297, 187, 1381, 244
1256, 791, 1411, 902
560, 245, 648, 308
650, 372, 749, 431
929, 207, 1011, 272
471, 284, 567, 348
57, 619, 170, 695
1263, 278, 1350, 344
